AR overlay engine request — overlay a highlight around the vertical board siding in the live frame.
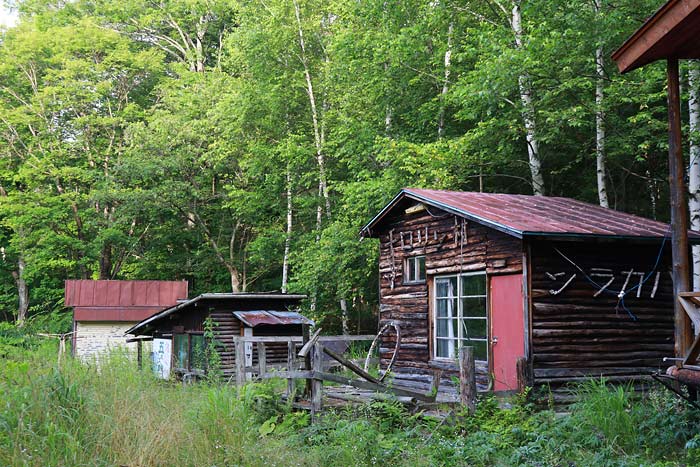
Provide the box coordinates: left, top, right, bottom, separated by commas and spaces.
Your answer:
530, 241, 674, 383
375, 204, 523, 391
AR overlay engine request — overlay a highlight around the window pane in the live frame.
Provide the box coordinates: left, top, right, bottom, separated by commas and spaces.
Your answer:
436, 277, 457, 298
405, 259, 413, 282
436, 298, 456, 319
460, 340, 488, 361
461, 274, 486, 296
436, 338, 452, 358
436, 318, 449, 338
174, 334, 188, 369
462, 297, 487, 318
462, 319, 487, 339
417, 257, 426, 281
190, 334, 206, 370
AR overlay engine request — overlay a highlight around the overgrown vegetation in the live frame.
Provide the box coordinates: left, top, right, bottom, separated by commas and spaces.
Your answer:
2, 331, 700, 467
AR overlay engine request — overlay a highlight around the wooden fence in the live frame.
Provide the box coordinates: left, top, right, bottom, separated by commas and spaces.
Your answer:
232, 334, 480, 420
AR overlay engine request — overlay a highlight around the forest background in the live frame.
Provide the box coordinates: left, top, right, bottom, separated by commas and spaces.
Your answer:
0, 0, 694, 334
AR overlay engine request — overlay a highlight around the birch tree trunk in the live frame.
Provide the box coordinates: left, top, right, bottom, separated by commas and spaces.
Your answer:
688, 60, 700, 289
340, 298, 349, 335
293, 0, 330, 235
511, 1, 545, 196
594, 0, 609, 208
12, 256, 28, 326
282, 168, 292, 293
438, 20, 454, 139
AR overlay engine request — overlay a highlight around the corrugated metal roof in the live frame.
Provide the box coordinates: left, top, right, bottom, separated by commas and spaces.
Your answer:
361, 188, 700, 241
65, 280, 189, 322
65, 280, 188, 308
233, 310, 314, 327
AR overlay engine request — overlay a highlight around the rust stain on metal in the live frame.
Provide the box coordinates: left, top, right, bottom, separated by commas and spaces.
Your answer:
234, 310, 314, 327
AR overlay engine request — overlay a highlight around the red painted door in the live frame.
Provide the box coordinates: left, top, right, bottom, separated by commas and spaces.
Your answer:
490, 274, 525, 392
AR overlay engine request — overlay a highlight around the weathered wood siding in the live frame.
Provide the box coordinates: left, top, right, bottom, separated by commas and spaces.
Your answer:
153, 300, 303, 378
375, 203, 523, 390
530, 240, 674, 384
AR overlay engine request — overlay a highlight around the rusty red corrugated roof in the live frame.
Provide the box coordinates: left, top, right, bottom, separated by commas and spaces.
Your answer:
361, 188, 700, 241
65, 280, 189, 322
233, 310, 314, 327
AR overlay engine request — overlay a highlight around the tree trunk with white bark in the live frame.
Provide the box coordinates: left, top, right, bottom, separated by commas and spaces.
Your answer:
438, 20, 454, 139
282, 168, 292, 293
340, 297, 350, 335
511, 1, 545, 196
293, 0, 330, 236
13, 256, 28, 326
594, 0, 609, 208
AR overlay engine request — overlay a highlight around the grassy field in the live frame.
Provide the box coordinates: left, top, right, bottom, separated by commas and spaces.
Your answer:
2, 331, 700, 466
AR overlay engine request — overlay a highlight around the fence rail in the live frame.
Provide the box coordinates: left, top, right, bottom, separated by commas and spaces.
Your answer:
230, 334, 470, 421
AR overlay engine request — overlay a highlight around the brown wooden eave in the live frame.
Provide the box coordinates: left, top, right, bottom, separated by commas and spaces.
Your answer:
612, 0, 700, 73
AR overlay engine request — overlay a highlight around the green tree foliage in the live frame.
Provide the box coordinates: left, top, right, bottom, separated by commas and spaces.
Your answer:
0, 0, 688, 331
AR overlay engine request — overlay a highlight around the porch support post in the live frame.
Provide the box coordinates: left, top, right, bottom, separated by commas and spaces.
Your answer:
668, 58, 693, 358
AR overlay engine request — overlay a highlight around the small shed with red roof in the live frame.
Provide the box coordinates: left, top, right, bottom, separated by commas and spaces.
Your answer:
361, 189, 700, 394
64, 280, 188, 361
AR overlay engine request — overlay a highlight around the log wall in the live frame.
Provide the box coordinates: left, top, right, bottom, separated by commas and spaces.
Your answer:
375, 204, 523, 390
529, 240, 674, 384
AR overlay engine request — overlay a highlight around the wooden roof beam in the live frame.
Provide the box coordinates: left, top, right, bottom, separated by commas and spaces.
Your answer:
612, 0, 700, 73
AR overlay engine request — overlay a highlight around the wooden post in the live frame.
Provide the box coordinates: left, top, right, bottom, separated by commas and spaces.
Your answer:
516, 356, 529, 393
257, 343, 267, 379
311, 342, 323, 422
137, 340, 143, 371
668, 58, 693, 359
287, 339, 295, 397
459, 346, 476, 414
235, 338, 246, 386
302, 324, 312, 396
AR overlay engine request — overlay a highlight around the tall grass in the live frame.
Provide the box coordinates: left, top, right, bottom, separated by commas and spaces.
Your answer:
2, 338, 700, 466
0, 343, 314, 466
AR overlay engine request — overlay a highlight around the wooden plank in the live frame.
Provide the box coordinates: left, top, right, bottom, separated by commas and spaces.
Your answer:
315, 372, 437, 402
322, 345, 381, 384
311, 343, 323, 421
683, 332, 700, 365
260, 370, 314, 380
229, 335, 376, 344
459, 346, 476, 413
287, 340, 296, 396
298, 328, 323, 358
678, 296, 700, 331
235, 339, 245, 386
258, 343, 267, 377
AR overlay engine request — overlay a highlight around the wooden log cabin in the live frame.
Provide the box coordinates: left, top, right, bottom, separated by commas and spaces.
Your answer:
361, 188, 700, 393
125, 293, 310, 379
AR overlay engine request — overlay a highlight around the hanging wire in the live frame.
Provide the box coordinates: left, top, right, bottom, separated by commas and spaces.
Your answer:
553, 226, 670, 321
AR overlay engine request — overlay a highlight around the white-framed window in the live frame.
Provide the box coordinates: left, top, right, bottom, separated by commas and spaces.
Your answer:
433, 272, 488, 361
404, 256, 426, 284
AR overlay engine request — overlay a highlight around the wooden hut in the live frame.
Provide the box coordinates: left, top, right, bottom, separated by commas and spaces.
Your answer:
65, 280, 188, 362
361, 188, 700, 393
125, 293, 310, 379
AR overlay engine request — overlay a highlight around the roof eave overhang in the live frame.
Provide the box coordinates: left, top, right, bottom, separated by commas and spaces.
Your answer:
612, 0, 700, 73
124, 295, 204, 335
524, 231, 700, 243
360, 189, 524, 240
124, 293, 309, 335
